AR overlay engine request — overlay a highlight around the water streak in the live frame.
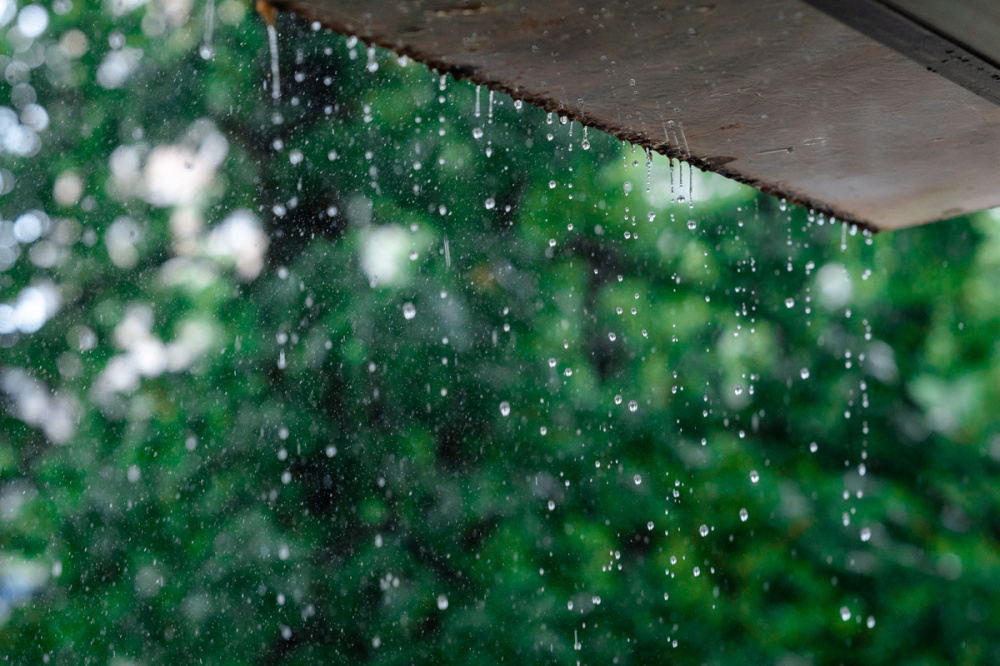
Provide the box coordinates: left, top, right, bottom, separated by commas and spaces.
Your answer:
267, 23, 281, 100
200, 0, 215, 59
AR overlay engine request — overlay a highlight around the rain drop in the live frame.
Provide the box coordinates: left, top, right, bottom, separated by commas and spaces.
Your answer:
436, 594, 449, 610
739, 508, 748, 522
614, 394, 623, 405
750, 470, 759, 484
402, 302, 416, 320
840, 606, 851, 622
784, 298, 795, 309
860, 527, 871, 542
634, 474, 642, 485
733, 384, 743, 396
608, 332, 617, 341
484, 197, 496, 210
699, 524, 709, 537
800, 368, 810, 379
687, 220, 697, 230
499, 401, 511, 417
628, 400, 638, 412
809, 442, 818, 453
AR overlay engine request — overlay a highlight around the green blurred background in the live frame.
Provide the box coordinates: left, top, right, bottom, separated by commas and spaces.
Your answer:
1, 2, 999, 664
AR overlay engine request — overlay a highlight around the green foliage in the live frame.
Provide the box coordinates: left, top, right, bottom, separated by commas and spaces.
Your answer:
0, 3, 999, 665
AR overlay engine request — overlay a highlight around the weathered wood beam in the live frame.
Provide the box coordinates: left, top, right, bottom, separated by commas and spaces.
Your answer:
270, 0, 1000, 231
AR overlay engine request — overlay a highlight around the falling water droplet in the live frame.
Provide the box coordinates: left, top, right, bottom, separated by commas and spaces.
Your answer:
614, 394, 623, 405
200, 0, 215, 59
402, 303, 416, 320
860, 527, 871, 542
809, 442, 818, 453
623, 181, 633, 196
840, 606, 851, 622
687, 220, 697, 230
800, 368, 810, 379
739, 508, 748, 522
750, 470, 759, 484
547, 499, 555, 510
693, 567, 701, 577
733, 384, 743, 396
548, 358, 557, 368
266, 22, 281, 100
472, 127, 484, 139
437, 594, 449, 610
499, 401, 511, 417
633, 474, 642, 485
484, 197, 495, 210
628, 400, 638, 412
608, 332, 617, 341
784, 298, 795, 309
699, 524, 709, 537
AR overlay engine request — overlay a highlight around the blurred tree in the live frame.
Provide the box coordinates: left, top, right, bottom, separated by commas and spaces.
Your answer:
0, 2, 998, 665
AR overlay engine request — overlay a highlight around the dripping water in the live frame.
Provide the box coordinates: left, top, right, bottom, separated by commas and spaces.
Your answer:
688, 162, 694, 210
256, 1, 281, 99
266, 23, 281, 99
200, 0, 215, 59
669, 157, 675, 204
645, 147, 652, 193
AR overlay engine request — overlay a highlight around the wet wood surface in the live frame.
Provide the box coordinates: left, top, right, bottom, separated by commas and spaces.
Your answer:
270, 0, 1000, 231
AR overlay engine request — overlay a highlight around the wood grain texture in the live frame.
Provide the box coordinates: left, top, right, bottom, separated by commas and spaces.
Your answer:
271, 0, 1000, 230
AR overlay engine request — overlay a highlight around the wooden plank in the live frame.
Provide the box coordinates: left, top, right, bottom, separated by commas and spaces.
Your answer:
886, 0, 1000, 66
804, 0, 1000, 106
270, 0, 1000, 231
